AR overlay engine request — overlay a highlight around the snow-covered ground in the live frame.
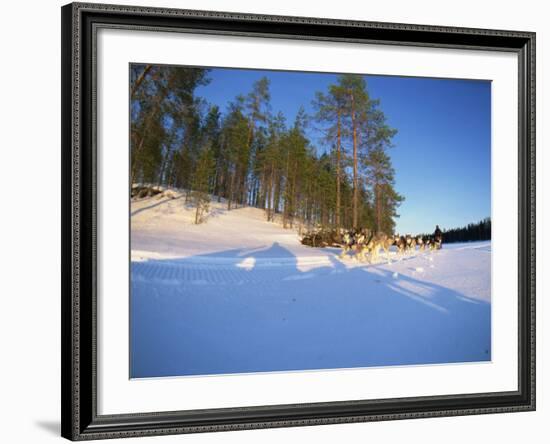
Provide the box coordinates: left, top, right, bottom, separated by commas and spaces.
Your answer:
131, 191, 491, 378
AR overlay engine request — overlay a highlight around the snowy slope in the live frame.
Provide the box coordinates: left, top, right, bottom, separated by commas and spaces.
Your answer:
130, 192, 491, 378
131, 191, 326, 266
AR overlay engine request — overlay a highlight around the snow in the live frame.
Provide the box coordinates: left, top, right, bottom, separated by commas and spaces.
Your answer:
130, 192, 491, 378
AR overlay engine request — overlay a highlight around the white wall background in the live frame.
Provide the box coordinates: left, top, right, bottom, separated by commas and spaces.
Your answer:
0, 0, 545, 443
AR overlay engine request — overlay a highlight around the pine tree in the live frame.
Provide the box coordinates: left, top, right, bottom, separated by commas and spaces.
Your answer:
221, 99, 249, 210
191, 146, 215, 224
281, 108, 309, 228
262, 112, 286, 221
440, 218, 491, 243
129, 65, 210, 186
241, 77, 271, 204
202, 105, 222, 197
362, 107, 402, 234
337, 74, 372, 228
313, 84, 347, 229
364, 145, 403, 234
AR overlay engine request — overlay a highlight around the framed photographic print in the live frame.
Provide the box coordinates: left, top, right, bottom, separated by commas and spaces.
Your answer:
61, 2, 536, 440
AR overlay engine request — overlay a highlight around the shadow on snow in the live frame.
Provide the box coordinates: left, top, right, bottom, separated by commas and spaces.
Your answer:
130, 242, 491, 378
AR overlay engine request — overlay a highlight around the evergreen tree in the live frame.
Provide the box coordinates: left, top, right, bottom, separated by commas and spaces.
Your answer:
221, 99, 249, 210
202, 105, 222, 196
241, 77, 271, 204
362, 108, 402, 234
130, 64, 210, 186
337, 74, 371, 228
439, 218, 491, 243
364, 146, 403, 234
261, 112, 286, 221
191, 146, 215, 224
313, 84, 347, 229
282, 108, 309, 228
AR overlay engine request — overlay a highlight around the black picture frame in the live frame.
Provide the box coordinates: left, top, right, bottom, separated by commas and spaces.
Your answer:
61, 2, 536, 440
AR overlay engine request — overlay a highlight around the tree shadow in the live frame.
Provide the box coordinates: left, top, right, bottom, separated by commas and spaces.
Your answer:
362, 265, 489, 313
132, 196, 236, 221
131, 195, 183, 217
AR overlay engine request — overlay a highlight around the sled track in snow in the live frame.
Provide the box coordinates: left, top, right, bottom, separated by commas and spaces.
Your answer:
130, 250, 443, 286
131, 256, 340, 286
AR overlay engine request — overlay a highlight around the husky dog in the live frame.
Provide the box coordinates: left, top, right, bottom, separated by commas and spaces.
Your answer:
416, 236, 425, 251
393, 235, 407, 256
339, 229, 355, 259
424, 236, 433, 251
341, 229, 401, 263
377, 233, 396, 263
405, 234, 416, 253
361, 232, 394, 263
425, 235, 440, 251
355, 229, 373, 262
357, 229, 373, 261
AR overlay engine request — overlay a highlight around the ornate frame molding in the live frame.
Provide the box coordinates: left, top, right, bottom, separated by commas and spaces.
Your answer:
61, 2, 535, 440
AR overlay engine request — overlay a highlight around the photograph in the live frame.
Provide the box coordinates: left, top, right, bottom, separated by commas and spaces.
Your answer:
129, 64, 492, 379
59, 2, 537, 439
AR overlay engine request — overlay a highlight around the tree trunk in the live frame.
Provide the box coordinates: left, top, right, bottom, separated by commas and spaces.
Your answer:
195, 204, 200, 225
228, 170, 235, 210
130, 135, 146, 185
375, 183, 381, 233
267, 162, 275, 221
242, 119, 254, 208
274, 173, 281, 218
350, 93, 358, 228
283, 149, 291, 228
290, 161, 297, 228
156, 146, 168, 189
336, 109, 342, 230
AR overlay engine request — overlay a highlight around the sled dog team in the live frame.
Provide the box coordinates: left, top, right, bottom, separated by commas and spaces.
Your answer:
339, 228, 443, 263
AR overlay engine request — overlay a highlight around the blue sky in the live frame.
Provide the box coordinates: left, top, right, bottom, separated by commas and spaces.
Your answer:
195, 68, 491, 234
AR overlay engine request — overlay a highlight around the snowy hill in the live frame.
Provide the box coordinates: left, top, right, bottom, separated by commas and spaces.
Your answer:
131, 190, 312, 262
130, 191, 492, 378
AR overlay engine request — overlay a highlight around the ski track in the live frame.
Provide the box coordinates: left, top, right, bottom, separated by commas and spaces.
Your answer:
131, 248, 483, 287
132, 257, 328, 286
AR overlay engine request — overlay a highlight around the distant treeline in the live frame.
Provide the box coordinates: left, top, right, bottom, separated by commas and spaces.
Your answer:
130, 64, 403, 231
441, 218, 491, 243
